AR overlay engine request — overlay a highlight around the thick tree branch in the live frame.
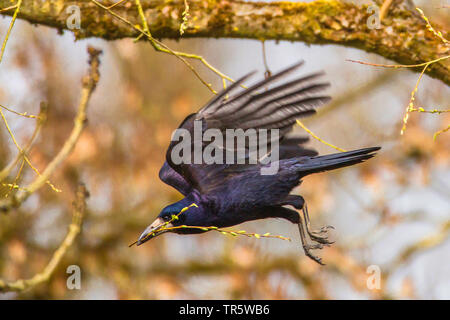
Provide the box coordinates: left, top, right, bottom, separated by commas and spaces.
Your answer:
0, 184, 88, 292
0, 0, 449, 85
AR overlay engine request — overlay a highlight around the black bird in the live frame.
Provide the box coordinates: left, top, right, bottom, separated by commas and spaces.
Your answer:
136, 62, 380, 264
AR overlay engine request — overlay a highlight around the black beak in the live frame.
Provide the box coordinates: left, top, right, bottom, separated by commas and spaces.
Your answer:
136, 217, 171, 245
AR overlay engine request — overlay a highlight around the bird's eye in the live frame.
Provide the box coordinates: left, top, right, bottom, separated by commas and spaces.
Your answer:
162, 215, 171, 222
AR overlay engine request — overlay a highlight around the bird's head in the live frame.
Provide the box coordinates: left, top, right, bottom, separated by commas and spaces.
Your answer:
136, 198, 205, 245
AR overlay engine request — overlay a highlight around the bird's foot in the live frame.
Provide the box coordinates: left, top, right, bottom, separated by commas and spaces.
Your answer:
308, 226, 335, 245
310, 225, 334, 235
302, 244, 324, 265
302, 205, 334, 246
296, 202, 336, 265
304, 243, 323, 250
297, 220, 328, 265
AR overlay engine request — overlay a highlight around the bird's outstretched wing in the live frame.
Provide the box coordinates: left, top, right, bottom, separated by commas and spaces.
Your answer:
159, 136, 317, 195
161, 62, 330, 193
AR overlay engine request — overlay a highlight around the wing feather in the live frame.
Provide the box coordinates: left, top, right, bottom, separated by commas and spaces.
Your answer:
161, 62, 330, 193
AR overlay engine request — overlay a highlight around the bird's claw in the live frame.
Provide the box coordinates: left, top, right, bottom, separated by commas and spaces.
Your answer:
310, 235, 334, 245
303, 246, 324, 265
308, 225, 335, 245
298, 203, 335, 265
298, 223, 329, 265
304, 243, 323, 250
310, 225, 334, 235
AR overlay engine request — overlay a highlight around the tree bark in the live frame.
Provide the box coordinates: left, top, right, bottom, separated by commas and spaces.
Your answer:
1, 0, 449, 85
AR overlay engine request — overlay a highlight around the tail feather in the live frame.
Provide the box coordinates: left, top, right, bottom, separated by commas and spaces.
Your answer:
296, 147, 380, 175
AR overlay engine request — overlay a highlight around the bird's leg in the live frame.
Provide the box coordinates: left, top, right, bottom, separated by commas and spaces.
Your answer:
280, 195, 334, 246
276, 195, 336, 264
297, 211, 324, 265
302, 203, 334, 246
270, 205, 324, 265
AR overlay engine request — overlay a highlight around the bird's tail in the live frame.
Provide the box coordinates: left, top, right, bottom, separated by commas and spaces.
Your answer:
296, 147, 380, 176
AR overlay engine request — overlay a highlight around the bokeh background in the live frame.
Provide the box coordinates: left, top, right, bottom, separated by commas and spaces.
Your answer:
0, 0, 449, 299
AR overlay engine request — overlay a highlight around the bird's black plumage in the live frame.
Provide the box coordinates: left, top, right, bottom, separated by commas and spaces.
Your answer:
138, 62, 380, 264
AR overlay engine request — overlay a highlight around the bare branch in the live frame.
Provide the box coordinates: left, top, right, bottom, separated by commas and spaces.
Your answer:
0, 184, 89, 292
0, 102, 47, 183
0, 46, 102, 213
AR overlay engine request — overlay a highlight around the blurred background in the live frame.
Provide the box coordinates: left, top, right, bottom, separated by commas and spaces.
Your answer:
0, 0, 448, 299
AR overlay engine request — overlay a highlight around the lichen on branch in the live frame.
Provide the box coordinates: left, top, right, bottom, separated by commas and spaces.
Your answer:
0, 0, 448, 85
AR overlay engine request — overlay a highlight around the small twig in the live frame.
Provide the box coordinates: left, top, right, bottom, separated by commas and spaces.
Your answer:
1, 182, 26, 191
0, 184, 89, 292
400, 63, 430, 135
0, 104, 38, 118
347, 7, 449, 138
416, 7, 448, 45
180, 0, 190, 36
433, 124, 450, 140
347, 55, 450, 69
296, 120, 347, 152
129, 203, 198, 246
409, 104, 450, 139
0, 4, 18, 13
0, 0, 22, 64
162, 225, 291, 241
95, 0, 216, 93
106, 0, 128, 9
0, 102, 47, 184
4, 158, 25, 197
0, 104, 58, 192
349, 55, 450, 137
0, 47, 102, 213
380, 0, 394, 22
409, 107, 449, 114
261, 41, 272, 79
92, 0, 242, 94
130, 203, 291, 247
132, 0, 237, 87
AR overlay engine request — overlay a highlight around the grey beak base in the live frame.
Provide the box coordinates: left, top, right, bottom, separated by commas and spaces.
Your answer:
136, 217, 170, 245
